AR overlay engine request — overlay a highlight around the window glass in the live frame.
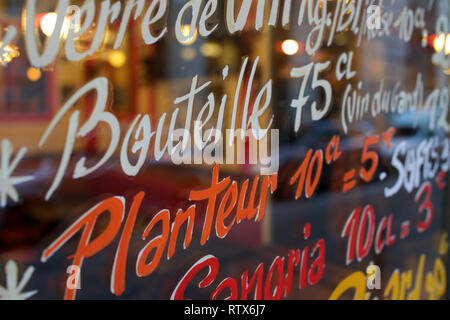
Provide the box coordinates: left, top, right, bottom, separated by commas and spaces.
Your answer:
0, 0, 449, 300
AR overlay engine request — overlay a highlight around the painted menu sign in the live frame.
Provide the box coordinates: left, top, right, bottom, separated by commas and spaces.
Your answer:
0, 0, 449, 300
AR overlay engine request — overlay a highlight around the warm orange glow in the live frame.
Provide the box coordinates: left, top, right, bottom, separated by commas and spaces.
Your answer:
200, 42, 222, 57
108, 51, 127, 68
40, 12, 58, 37
40, 12, 80, 38
27, 67, 42, 82
181, 47, 197, 61
433, 33, 445, 53
281, 39, 300, 56
0, 43, 20, 65
180, 25, 198, 46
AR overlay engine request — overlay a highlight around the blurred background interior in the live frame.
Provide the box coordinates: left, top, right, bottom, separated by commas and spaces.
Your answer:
0, 0, 449, 299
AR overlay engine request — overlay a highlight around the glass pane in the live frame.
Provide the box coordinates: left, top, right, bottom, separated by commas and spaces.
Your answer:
0, 0, 448, 300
